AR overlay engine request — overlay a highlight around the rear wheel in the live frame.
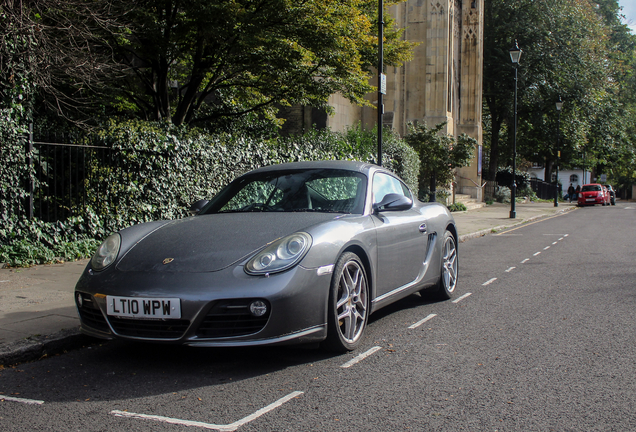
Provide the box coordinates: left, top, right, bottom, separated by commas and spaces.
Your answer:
322, 252, 369, 352
429, 231, 458, 300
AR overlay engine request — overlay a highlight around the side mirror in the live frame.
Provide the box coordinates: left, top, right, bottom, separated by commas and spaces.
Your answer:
189, 199, 209, 215
373, 193, 413, 213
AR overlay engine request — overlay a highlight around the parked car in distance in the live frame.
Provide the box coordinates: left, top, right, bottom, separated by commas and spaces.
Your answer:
577, 183, 609, 206
603, 184, 616, 205
74, 160, 459, 352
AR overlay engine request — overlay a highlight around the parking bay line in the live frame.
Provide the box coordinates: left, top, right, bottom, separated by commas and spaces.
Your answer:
340, 346, 382, 368
452, 293, 472, 303
408, 313, 437, 329
111, 391, 304, 432
0, 396, 45, 405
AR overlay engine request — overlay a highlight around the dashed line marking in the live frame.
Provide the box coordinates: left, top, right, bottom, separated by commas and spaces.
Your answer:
0, 396, 45, 405
521, 258, 530, 264
409, 313, 437, 329
482, 278, 497, 286
552, 241, 558, 245
543, 246, 550, 250
340, 346, 382, 368
533, 252, 541, 256
564, 234, 569, 237
505, 267, 516, 273
111, 391, 304, 431
559, 237, 564, 241
452, 293, 472, 303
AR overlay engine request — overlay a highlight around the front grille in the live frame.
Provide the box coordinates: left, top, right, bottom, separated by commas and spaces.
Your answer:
76, 293, 110, 332
196, 299, 270, 338
108, 317, 190, 339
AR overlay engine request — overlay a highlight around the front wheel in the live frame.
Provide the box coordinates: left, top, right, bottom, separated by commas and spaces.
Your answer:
322, 252, 369, 352
430, 231, 458, 300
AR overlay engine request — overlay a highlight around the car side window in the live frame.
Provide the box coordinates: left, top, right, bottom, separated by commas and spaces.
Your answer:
372, 173, 411, 205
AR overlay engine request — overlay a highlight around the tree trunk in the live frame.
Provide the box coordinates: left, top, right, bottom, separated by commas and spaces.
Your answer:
429, 174, 436, 202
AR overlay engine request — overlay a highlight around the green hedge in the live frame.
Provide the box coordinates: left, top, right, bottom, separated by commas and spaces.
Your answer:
1, 120, 419, 266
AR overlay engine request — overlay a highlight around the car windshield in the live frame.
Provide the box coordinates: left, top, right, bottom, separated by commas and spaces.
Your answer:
201, 169, 367, 214
582, 185, 601, 192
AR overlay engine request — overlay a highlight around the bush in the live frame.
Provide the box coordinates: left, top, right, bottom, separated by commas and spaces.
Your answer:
1, 120, 419, 266
447, 202, 467, 212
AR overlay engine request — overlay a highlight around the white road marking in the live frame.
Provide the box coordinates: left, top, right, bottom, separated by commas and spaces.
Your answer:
521, 258, 530, 264
552, 242, 558, 245
505, 267, 516, 273
0, 280, 9, 283
564, 234, 569, 237
543, 246, 550, 250
0, 396, 44, 405
111, 391, 304, 431
559, 237, 564, 241
533, 252, 541, 256
408, 313, 437, 329
482, 278, 497, 286
452, 293, 472, 303
340, 346, 382, 368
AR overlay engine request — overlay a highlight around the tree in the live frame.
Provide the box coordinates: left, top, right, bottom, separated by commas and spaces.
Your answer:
107, 0, 413, 126
404, 122, 475, 202
481, 0, 636, 185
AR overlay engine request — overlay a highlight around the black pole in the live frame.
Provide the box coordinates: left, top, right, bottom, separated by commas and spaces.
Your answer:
377, 0, 384, 167
554, 109, 560, 207
510, 65, 517, 218
26, 122, 34, 220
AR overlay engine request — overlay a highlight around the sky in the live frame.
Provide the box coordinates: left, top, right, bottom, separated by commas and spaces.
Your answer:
618, 0, 636, 34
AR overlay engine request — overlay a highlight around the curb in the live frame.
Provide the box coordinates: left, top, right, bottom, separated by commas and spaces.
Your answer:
458, 206, 576, 243
0, 328, 98, 367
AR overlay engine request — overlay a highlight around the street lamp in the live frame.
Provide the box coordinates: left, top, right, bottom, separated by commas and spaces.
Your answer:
554, 96, 563, 207
509, 40, 522, 218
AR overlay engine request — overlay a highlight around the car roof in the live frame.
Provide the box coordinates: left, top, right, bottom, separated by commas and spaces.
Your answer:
244, 160, 390, 177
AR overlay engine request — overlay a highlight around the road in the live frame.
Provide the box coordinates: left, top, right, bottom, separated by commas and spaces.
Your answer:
1, 203, 635, 431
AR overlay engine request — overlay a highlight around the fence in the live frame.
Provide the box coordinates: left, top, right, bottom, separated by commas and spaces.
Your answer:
483, 179, 560, 201
530, 178, 561, 201
25, 127, 119, 223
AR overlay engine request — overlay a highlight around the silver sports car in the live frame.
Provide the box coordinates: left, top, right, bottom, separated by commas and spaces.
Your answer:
75, 160, 458, 352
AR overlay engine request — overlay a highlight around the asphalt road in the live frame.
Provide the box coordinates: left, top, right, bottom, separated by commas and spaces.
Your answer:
1, 203, 635, 431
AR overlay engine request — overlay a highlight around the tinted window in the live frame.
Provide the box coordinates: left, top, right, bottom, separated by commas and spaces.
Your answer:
582, 185, 601, 192
202, 169, 367, 214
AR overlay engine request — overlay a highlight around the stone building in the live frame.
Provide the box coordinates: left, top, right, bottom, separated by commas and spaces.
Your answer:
281, 0, 484, 201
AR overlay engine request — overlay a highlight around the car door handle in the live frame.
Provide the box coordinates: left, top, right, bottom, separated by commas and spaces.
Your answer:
419, 223, 427, 233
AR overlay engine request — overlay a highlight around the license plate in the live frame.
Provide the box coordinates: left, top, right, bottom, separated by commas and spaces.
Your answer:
106, 296, 181, 319
586, 198, 595, 201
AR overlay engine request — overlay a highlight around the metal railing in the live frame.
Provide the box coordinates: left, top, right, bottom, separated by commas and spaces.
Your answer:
26, 127, 119, 223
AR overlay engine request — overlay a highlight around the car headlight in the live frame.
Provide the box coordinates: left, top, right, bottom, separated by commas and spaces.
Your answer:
91, 233, 121, 271
245, 232, 312, 275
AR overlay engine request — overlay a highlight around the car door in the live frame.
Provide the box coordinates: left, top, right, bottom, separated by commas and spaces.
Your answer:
371, 172, 429, 297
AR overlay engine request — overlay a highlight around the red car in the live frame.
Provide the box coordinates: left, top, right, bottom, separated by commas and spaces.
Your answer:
577, 183, 610, 206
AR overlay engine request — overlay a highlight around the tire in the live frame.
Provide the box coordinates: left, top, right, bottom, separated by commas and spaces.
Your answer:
322, 252, 369, 352
430, 231, 458, 300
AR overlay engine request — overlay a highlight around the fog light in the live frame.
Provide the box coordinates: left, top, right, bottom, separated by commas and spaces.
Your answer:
76, 292, 84, 307
249, 300, 268, 317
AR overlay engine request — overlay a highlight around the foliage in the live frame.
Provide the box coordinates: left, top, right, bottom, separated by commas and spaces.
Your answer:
447, 203, 467, 212
20, 0, 413, 127
0, 120, 418, 266
404, 122, 476, 200
482, 0, 636, 187
495, 166, 531, 192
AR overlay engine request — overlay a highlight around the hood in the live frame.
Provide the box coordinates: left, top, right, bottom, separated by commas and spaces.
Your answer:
116, 212, 339, 273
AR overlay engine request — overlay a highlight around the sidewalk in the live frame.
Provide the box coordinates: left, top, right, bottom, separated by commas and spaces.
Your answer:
0, 201, 577, 365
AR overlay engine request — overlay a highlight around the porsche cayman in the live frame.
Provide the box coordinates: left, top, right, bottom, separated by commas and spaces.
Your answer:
74, 160, 459, 351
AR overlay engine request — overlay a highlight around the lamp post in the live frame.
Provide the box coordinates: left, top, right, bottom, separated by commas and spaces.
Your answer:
509, 40, 522, 218
554, 96, 563, 207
